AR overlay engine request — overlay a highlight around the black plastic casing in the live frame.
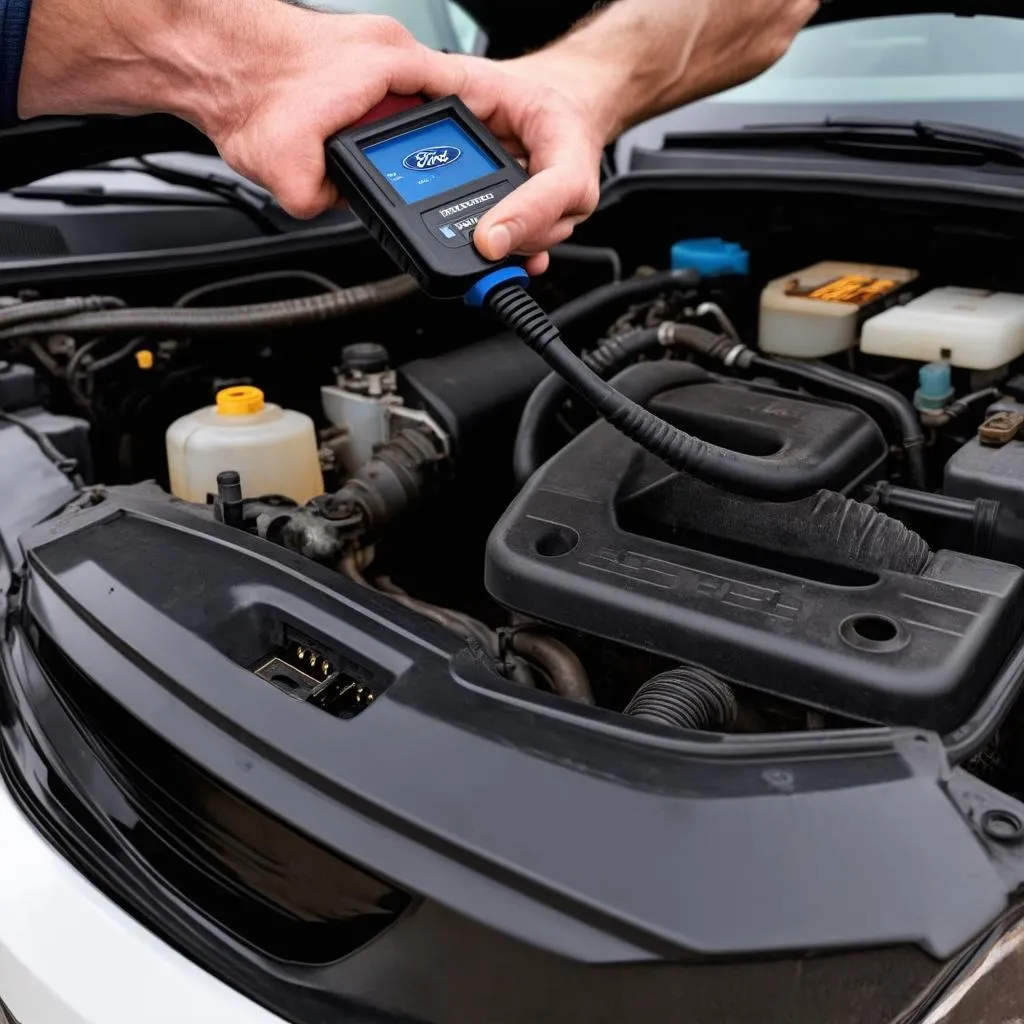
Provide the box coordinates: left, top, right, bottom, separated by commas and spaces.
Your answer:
325, 96, 528, 298
5, 471, 1024, 1022
487, 364, 1024, 732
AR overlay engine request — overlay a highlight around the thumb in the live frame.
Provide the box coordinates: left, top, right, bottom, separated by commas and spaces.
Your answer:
476, 163, 598, 259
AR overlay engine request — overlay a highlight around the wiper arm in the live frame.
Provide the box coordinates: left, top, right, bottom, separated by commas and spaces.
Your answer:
96, 157, 289, 234
9, 183, 230, 207
741, 117, 1024, 166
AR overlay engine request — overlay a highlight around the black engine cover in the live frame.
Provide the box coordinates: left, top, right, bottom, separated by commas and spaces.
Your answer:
487, 365, 1024, 730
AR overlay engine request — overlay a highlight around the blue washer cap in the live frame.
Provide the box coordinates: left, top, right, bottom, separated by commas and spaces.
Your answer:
464, 266, 530, 308
671, 238, 749, 277
915, 362, 954, 412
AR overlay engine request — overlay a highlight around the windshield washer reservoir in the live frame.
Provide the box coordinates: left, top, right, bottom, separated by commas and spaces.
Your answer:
759, 261, 918, 358
166, 386, 324, 504
862, 287, 1024, 370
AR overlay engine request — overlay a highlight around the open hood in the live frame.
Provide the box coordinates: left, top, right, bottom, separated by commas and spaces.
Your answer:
812, 0, 1021, 23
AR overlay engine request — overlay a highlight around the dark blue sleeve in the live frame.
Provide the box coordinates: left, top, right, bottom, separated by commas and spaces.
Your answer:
0, 0, 32, 125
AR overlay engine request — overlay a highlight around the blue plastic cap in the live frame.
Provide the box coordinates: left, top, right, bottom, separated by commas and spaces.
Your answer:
464, 266, 530, 308
915, 362, 954, 411
671, 238, 750, 278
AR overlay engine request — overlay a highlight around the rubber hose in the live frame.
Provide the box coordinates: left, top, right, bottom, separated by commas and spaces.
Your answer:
625, 666, 739, 732
513, 326, 662, 485
945, 387, 1003, 422
542, 268, 698, 338
490, 284, 819, 499
0, 295, 124, 330
749, 355, 928, 490
0, 275, 418, 340
507, 631, 594, 705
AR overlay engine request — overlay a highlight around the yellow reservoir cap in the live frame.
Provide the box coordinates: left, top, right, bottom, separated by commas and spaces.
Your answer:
217, 386, 265, 416
135, 349, 154, 370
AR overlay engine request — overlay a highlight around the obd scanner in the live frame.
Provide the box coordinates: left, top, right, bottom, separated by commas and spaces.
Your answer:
326, 96, 528, 299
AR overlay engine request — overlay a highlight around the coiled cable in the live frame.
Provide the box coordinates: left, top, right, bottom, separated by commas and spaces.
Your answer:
488, 283, 800, 497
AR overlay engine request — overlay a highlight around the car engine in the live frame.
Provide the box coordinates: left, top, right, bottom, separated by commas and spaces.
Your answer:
6, 186, 1024, 795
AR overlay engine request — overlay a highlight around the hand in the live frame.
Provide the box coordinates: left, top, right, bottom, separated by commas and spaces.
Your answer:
19, 1, 466, 217
455, 0, 820, 273
18, 0, 599, 276
438, 55, 609, 276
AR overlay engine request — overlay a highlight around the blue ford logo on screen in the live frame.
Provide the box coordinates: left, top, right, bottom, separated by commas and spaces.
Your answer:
403, 146, 462, 172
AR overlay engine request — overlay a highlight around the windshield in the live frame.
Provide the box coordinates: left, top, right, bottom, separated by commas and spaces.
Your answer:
619, 14, 1024, 159
717, 14, 1024, 106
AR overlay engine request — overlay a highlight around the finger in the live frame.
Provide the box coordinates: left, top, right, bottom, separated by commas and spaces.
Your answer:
525, 252, 550, 276
515, 217, 580, 254
474, 141, 599, 259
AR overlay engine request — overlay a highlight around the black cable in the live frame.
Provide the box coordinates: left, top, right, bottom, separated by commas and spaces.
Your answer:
174, 269, 342, 308
0, 410, 83, 486
0, 295, 124, 330
943, 386, 1003, 422
748, 355, 928, 489
513, 326, 662, 485
656, 324, 929, 490
64, 337, 103, 408
0, 275, 418, 340
489, 284, 804, 497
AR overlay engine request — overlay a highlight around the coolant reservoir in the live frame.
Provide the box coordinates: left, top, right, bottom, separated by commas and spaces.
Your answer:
861, 287, 1024, 370
759, 261, 918, 358
166, 386, 324, 504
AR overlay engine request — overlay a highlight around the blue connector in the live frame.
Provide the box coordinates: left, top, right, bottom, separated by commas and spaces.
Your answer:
464, 266, 530, 308
671, 238, 749, 278
915, 362, 955, 412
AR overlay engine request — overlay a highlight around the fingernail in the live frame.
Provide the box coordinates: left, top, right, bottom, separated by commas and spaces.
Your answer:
486, 224, 512, 260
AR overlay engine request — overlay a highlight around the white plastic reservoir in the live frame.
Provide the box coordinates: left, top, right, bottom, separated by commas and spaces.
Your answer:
861, 287, 1024, 371
759, 261, 918, 358
166, 386, 324, 504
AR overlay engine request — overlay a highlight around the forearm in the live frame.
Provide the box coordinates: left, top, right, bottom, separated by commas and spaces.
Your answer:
17, 0, 279, 136
524, 0, 820, 142
14, 0, 462, 218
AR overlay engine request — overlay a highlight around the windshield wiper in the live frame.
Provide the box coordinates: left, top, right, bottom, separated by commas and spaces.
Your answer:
734, 118, 1024, 167
8, 156, 290, 234
81, 157, 289, 234
9, 183, 230, 208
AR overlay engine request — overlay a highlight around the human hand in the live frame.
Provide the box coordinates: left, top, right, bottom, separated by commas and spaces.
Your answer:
18, 1, 462, 215
435, 55, 609, 276
455, 0, 820, 272
19, 0, 599, 276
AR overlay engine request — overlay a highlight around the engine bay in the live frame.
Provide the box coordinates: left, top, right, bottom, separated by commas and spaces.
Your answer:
7, 180, 1024, 794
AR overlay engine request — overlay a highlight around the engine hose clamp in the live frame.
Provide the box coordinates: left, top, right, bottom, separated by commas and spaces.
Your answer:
723, 344, 749, 368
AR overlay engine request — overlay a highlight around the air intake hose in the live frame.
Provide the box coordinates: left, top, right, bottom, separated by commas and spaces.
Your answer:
625, 666, 739, 732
